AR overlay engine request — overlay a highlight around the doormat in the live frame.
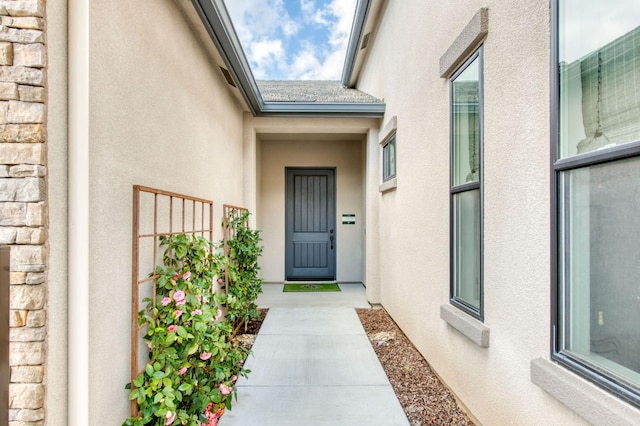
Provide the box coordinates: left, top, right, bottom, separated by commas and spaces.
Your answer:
283, 283, 341, 292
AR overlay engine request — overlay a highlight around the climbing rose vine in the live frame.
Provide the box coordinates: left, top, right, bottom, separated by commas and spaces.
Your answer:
123, 223, 262, 426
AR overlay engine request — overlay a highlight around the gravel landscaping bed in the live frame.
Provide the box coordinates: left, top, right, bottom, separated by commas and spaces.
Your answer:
357, 308, 476, 426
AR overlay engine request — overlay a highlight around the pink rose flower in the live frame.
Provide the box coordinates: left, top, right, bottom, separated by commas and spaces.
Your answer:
147, 342, 152, 350
172, 272, 179, 279
161, 297, 171, 307
215, 309, 223, 321
165, 411, 176, 425
174, 310, 183, 318
204, 403, 225, 424
182, 271, 191, 280
231, 375, 237, 382
219, 383, 231, 395
217, 277, 223, 284
200, 352, 212, 360
191, 309, 202, 316
173, 291, 186, 306
168, 325, 177, 333
178, 367, 188, 375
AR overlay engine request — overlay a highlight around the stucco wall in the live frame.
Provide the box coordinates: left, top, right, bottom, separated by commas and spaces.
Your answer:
86, 1, 245, 422
356, 1, 596, 424
46, 0, 69, 423
258, 136, 365, 283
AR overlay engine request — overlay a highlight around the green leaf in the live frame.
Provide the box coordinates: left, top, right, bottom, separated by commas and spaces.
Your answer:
176, 326, 188, 338
175, 244, 187, 259
165, 397, 176, 409
133, 375, 145, 388
145, 364, 154, 376
178, 382, 193, 393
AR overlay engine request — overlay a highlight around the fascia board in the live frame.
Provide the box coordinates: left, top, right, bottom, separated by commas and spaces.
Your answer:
259, 102, 385, 118
341, 0, 372, 87
190, 0, 264, 114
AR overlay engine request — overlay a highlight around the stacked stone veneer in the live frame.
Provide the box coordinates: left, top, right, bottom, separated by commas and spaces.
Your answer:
0, 1, 47, 425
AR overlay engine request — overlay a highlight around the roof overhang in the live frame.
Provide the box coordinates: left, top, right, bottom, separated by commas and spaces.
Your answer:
190, 0, 385, 118
341, 0, 386, 87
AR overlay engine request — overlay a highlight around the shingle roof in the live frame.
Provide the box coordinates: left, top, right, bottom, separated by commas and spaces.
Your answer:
256, 80, 382, 103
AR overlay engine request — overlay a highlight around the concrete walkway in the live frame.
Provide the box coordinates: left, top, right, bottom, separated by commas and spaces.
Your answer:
219, 283, 410, 426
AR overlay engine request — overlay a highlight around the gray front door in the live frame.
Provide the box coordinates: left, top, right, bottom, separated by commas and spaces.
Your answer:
285, 168, 336, 280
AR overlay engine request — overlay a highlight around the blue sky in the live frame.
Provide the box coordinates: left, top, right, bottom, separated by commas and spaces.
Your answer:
223, 0, 357, 80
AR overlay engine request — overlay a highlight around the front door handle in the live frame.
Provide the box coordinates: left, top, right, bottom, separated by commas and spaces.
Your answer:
329, 235, 334, 250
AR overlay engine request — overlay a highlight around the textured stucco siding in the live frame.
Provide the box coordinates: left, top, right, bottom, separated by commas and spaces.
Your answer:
85, 1, 245, 422
242, 116, 379, 286
258, 137, 365, 283
355, 0, 611, 424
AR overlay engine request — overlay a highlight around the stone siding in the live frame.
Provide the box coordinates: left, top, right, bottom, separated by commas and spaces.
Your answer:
0, 1, 47, 425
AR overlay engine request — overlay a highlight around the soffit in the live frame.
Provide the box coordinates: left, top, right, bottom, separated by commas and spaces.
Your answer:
258, 132, 366, 142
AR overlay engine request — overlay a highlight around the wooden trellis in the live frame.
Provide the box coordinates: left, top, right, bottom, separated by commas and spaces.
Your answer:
222, 204, 248, 294
130, 185, 213, 416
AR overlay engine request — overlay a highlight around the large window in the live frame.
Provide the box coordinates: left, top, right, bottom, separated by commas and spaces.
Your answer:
554, 0, 640, 406
450, 48, 483, 319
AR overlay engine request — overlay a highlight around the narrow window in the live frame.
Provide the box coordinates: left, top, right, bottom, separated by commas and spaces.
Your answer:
450, 48, 483, 319
553, 0, 640, 406
382, 133, 396, 181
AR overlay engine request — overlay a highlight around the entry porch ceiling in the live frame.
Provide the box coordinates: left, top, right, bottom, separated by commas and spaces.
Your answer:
189, 0, 386, 118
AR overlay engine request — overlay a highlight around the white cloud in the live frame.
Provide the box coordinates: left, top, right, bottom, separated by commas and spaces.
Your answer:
310, 8, 331, 26
300, 0, 315, 15
224, 0, 357, 80
290, 0, 356, 80
289, 44, 323, 80
224, 0, 299, 44
281, 20, 300, 37
247, 38, 285, 79
327, 0, 356, 48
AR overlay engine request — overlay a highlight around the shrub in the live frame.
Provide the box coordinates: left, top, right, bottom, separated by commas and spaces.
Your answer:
123, 228, 260, 426
220, 211, 263, 331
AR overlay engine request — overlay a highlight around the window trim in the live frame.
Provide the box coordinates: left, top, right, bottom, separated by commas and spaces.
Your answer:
449, 47, 484, 321
531, 358, 640, 424
550, 0, 640, 408
379, 116, 398, 193
382, 133, 397, 182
